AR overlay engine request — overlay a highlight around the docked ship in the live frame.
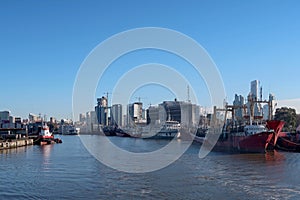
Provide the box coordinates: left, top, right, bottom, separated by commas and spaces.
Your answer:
203, 120, 284, 153
141, 120, 181, 139
194, 94, 284, 153
115, 127, 131, 137
101, 125, 117, 136
120, 120, 181, 139
121, 125, 143, 138
60, 125, 80, 135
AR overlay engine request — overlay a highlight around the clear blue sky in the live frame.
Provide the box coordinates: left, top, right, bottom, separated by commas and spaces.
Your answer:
1, 0, 300, 120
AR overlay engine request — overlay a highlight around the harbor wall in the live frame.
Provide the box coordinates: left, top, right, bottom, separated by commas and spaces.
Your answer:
0, 139, 33, 150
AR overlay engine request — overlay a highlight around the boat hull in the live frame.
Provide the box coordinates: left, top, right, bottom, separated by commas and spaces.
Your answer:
115, 128, 131, 137
101, 126, 117, 136
143, 130, 179, 139
194, 132, 274, 153
194, 120, 284, 153
33, 135, 62, 145
238, 132, 272, 153
276, 136, 300, 152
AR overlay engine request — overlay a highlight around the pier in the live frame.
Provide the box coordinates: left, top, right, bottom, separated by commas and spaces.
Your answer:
0, 128, 33, 150
0, 138, 33, 150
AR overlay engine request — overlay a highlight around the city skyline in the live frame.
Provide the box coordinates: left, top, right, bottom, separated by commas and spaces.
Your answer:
1, 1, 300, 120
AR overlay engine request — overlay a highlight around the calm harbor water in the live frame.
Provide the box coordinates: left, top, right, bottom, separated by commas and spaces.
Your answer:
1, 135, 300, 199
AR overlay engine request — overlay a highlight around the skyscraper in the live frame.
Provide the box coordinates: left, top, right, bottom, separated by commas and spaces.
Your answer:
233, 94, 244, 121
158, 100, 181, 123
249, 80, 262, 117
95, 96, 108, 125
111, 104, 122, 127
147, 106, 160, 125
250, 80, 260, 100
158, 100, 200, 126
0, 111, 10, 123
79, 113, 86, 123
127, 102, 143, 124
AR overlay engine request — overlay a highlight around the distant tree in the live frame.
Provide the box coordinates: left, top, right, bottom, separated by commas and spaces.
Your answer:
274, 107, 297, 132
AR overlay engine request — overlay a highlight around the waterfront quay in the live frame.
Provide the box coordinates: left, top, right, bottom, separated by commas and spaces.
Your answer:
0, 128, 33, 150
0, 138, 33, 150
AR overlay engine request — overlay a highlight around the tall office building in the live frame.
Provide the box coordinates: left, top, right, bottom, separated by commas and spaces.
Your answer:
249, 80, 262, 117
86, 111, 97, 132
233, 94, 245, 121
146, 106, 160, 125
250, 80, 260, 100
158, 100, 200, 126
127, 102, 143, 124
0, 110, 10, 128
0, 111, 10, 123
158, 100, 181, 123
111, 104, 122, 127
263, 104, 269, 120
95, 96, 108, 125
79, 113, 86, 123
28, 113, 39, 122
180, 102, 200, 126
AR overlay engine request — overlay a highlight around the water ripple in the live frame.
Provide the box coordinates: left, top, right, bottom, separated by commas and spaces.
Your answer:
1, 135, 300, 199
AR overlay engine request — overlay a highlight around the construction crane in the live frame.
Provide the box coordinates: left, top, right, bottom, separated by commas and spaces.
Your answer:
135, 96, 147, 103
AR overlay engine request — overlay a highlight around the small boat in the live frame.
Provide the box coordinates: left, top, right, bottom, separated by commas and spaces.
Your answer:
34, 123, 62, 145
276, 132, 300, 152
39, 123, 54, 139
101, 126, 117, 136
54, 138, 63, 143
115, 128, 131, 137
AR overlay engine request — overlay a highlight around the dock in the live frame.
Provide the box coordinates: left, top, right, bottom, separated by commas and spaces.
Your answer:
0, 138, 33, 150
0, 127, 34, 150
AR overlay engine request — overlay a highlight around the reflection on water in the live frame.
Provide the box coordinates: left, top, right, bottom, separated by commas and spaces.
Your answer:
265, 150, 286, 162
40, 145, 54, 171
0, 135, 300, 199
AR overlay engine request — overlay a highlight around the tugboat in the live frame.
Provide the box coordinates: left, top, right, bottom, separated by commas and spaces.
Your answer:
34, 123, 62, 145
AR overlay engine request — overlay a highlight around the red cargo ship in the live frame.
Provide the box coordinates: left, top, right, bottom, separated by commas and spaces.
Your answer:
194, 98, 285, 153
210, 120, 284, 153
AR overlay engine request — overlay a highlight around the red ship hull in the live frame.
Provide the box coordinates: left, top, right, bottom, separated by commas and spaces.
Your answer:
210, 132, 271, 153
39, 135, 54, 139
195, 120, 285, 153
